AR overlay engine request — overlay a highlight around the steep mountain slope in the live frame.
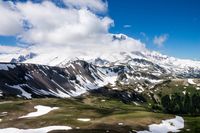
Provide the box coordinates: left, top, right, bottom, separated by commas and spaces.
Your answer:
1, 53, 200, 116
0, 61, 101, 99
1, 44, 200, 111
1, 54, 200, 99
0, 57, 169, 99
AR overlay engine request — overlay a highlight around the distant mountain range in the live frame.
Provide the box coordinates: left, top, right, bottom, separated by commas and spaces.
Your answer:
1, 49, 200, 114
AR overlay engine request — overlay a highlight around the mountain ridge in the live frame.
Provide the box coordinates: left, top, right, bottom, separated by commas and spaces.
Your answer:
1, 53, 200, 99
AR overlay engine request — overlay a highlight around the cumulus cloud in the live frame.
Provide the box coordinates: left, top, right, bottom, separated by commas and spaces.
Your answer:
16, 1, 113, 46
153, 34, 168, 47
0, 1, 22, 36
0, 0, 146, 62
63, 0, 108, 13
0, 45, 22, 54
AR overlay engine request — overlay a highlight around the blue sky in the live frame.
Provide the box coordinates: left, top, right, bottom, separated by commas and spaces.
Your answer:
107, 0, 200, 59
0, 0, 200, 60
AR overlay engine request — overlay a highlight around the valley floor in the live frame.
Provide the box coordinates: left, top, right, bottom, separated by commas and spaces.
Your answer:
0, 96, 198, 133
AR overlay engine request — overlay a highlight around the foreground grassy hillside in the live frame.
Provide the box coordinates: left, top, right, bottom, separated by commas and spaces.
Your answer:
0, 96, 199, 132
0, 79, 200, 132
0, 96, 173, 133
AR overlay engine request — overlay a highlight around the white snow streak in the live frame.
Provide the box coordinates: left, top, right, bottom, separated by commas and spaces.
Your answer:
6, 84, 32, 99
0, 126, 72, 133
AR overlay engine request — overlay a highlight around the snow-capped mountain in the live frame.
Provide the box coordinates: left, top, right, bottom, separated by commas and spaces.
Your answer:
1, 34, 200, 75
0, 57, 167, 99
1, 45, 200, 99
10, 52, 37, 63
0, 51, 200, 99
0, 60, 123, 99
9, 48, 200, 78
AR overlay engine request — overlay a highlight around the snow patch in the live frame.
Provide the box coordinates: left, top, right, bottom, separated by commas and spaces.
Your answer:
182, 91, 186, 95
19, 105, 59, 118
118, 123, 124, 126
112, 87, 119, 90
0, 126, 72, 133
188, 79, 196, 85
1, 112, 7, 116
77, 118, 91, 122
137, 116, 184, 133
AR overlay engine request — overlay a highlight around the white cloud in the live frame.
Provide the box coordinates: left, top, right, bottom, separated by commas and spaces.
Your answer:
153, 34, 168, 47
0, 0, 146, 62
0, 1, 22, 36
63, 0, 108, 13
0, 45, 29, 62
123, 25, 131, 28
16, 1, 113, 46
0, 45, 22, 54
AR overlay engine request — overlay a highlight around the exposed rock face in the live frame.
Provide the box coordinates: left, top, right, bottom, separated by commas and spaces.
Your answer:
0, 56, 200, 100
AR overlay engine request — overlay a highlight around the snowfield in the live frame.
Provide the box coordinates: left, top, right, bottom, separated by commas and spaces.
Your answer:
138, 116, 184, 133
0, 126, 72, 133
19, 105, 59, 118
